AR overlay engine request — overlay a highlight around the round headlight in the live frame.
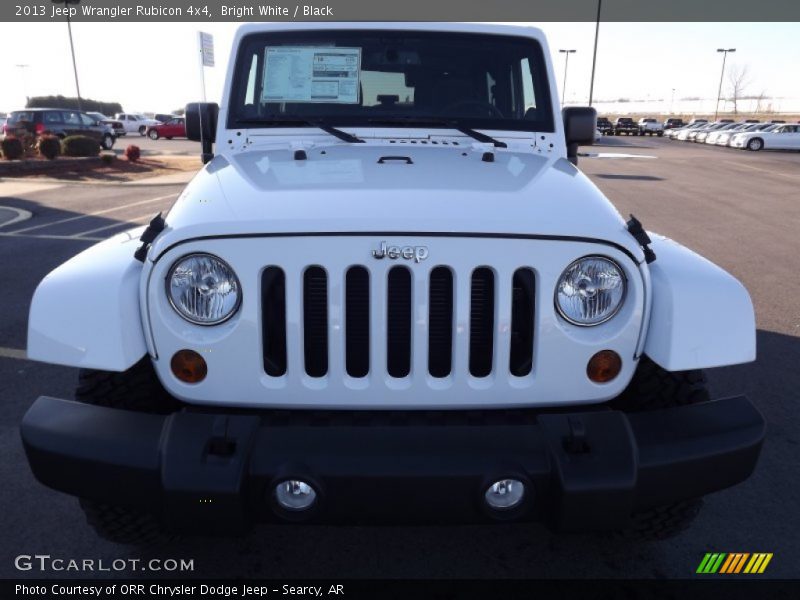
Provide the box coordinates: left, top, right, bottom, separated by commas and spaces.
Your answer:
166, 253, 241, 325
555, 256, 626, 326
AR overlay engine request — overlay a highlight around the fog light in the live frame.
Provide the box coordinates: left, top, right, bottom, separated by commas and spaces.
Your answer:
170, 349, 207, 383
587, 350, 622, 383
485, 479, 525, 510
275, 480, 317, 511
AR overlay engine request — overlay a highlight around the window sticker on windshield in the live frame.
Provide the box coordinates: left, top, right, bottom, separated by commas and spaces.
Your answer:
262, 47, 361, 104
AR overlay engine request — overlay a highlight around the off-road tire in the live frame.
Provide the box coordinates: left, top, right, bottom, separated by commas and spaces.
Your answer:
611, 357, 710, 540
75, 358, 180, 545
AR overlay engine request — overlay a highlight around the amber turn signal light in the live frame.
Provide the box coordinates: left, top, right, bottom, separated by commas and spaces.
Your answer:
587, 350, 622, 383
171, 349, 207, 383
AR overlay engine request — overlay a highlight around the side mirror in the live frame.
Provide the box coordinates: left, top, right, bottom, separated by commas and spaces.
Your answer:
563, 107, 597, 166
185, 102, 219, 164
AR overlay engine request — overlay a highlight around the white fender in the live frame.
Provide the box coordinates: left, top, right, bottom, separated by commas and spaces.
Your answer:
27, 228, 147, 371
644, 234, 756, 371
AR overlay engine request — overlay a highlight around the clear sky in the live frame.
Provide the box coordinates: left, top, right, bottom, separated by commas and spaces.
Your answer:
1, 22, 798, 115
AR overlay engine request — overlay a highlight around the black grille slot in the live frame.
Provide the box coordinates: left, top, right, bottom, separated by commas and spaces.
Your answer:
303, 266, 328, 377
428, 267, 453, 377
345, 266, 370, 378
469, 267, 495, 377
387, 266, 412, 378
510, 268, 535, 377
261, 267, 287, 377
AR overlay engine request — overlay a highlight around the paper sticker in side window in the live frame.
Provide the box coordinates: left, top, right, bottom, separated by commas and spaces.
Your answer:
262, 47, 361, 104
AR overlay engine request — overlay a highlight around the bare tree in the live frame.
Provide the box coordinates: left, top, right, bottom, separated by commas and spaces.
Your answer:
754, 89, 768, 115
727, 65, 750, 116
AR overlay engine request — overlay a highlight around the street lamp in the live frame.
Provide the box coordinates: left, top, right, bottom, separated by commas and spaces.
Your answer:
588, 0, 602, 106
51, 0, 83, 112
670, 88, 676, 114
714, 48, 736, 121
559, 49, 576, 105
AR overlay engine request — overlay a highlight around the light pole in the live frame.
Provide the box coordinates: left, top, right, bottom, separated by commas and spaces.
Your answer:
16, 64, 30, 106
559, 49, 576, 105
714, 48, 735, 121
51, 0, 83, 112
670, 88, 676, 114
588, 0, 602, 106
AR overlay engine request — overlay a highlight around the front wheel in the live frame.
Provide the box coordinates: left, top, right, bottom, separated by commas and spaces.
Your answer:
138, 125, 147, 136
148, 129, 159, 140
747, 138, 764, 151
76, 358, 181, 545
611, 357, 710, 540
102, 134, 115, 150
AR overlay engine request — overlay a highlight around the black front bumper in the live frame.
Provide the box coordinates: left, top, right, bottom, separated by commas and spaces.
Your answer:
21, 396, 764, 533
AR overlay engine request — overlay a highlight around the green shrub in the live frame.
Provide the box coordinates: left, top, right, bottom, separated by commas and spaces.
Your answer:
125, 145, 141, 162
38, 135, 61, 160
100, 153, 116, 166
1, 136, 24, 160
62, 135, 101, 157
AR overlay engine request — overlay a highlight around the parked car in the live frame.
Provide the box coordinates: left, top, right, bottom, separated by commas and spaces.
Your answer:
663, 118, 684, 130
612, 117, 638, 135
673, 122, 714, 141
86, 112, 125, 138
115, 113, 161, 136
146, 117, 186, 140
5, 108, 115, 149
715, 123, 777, 147
596, 116, 612, 135
696, 122, 744, 144
686, 118, 709, 126
731, 123, 800, 151
638, 118, 664, 136
154, 113, 179, 124
685, 122, 730, 142
21, 22, 763, 546
704, 123, 745, 145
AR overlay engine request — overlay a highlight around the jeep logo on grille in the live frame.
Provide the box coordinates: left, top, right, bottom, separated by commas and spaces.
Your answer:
372, 241, 429, 263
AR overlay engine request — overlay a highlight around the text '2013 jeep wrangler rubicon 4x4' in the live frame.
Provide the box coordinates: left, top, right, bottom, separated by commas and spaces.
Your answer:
22, 23, 764, 544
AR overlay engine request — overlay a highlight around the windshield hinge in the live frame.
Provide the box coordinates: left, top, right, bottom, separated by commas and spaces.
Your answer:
134, 213, 166, 262
626, 214, 656, 264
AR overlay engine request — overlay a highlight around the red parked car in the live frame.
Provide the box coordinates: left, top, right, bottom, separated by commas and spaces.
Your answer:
146, 117, 185, 140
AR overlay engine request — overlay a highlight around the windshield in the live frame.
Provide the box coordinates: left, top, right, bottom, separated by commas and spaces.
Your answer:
229, 30, 555, 133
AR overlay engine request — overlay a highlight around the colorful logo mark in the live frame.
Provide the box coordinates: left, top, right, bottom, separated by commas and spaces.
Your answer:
696, 553, 773, 574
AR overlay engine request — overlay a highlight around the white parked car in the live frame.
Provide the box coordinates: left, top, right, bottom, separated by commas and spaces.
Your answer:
22, 22, 763, 545
672, 122, 710, 140
716, 123, 776, 147
731, 123, 800, 151
114, 112, 161, 136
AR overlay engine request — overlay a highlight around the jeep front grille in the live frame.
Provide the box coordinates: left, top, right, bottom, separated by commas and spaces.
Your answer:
260, 265, 536, 383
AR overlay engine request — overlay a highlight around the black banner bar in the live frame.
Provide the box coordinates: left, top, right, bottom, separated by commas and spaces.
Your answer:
3, 0, 800, 22
4, 579, 800, 600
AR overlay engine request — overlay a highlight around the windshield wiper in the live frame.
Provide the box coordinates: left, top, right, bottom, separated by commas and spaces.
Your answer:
367, 117, 507, 148
235, 117, 364, 143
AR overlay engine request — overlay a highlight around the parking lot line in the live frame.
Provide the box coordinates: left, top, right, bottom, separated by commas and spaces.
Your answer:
0, 207, 33, 229
0, 346, 27, 360
75, 213, 158, 237
726, 160, 800, 181
10, 193, 178, 234
0, 231, 103, 242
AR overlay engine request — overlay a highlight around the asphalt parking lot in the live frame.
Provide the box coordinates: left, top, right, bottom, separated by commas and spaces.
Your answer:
111, 133, 196, 156
1, 136, 799, 579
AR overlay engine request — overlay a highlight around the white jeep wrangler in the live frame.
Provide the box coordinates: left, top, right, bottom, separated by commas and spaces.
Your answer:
22, 23, 763, 544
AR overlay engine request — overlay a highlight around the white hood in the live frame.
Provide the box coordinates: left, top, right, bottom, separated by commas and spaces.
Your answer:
151, 142, 642, 261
